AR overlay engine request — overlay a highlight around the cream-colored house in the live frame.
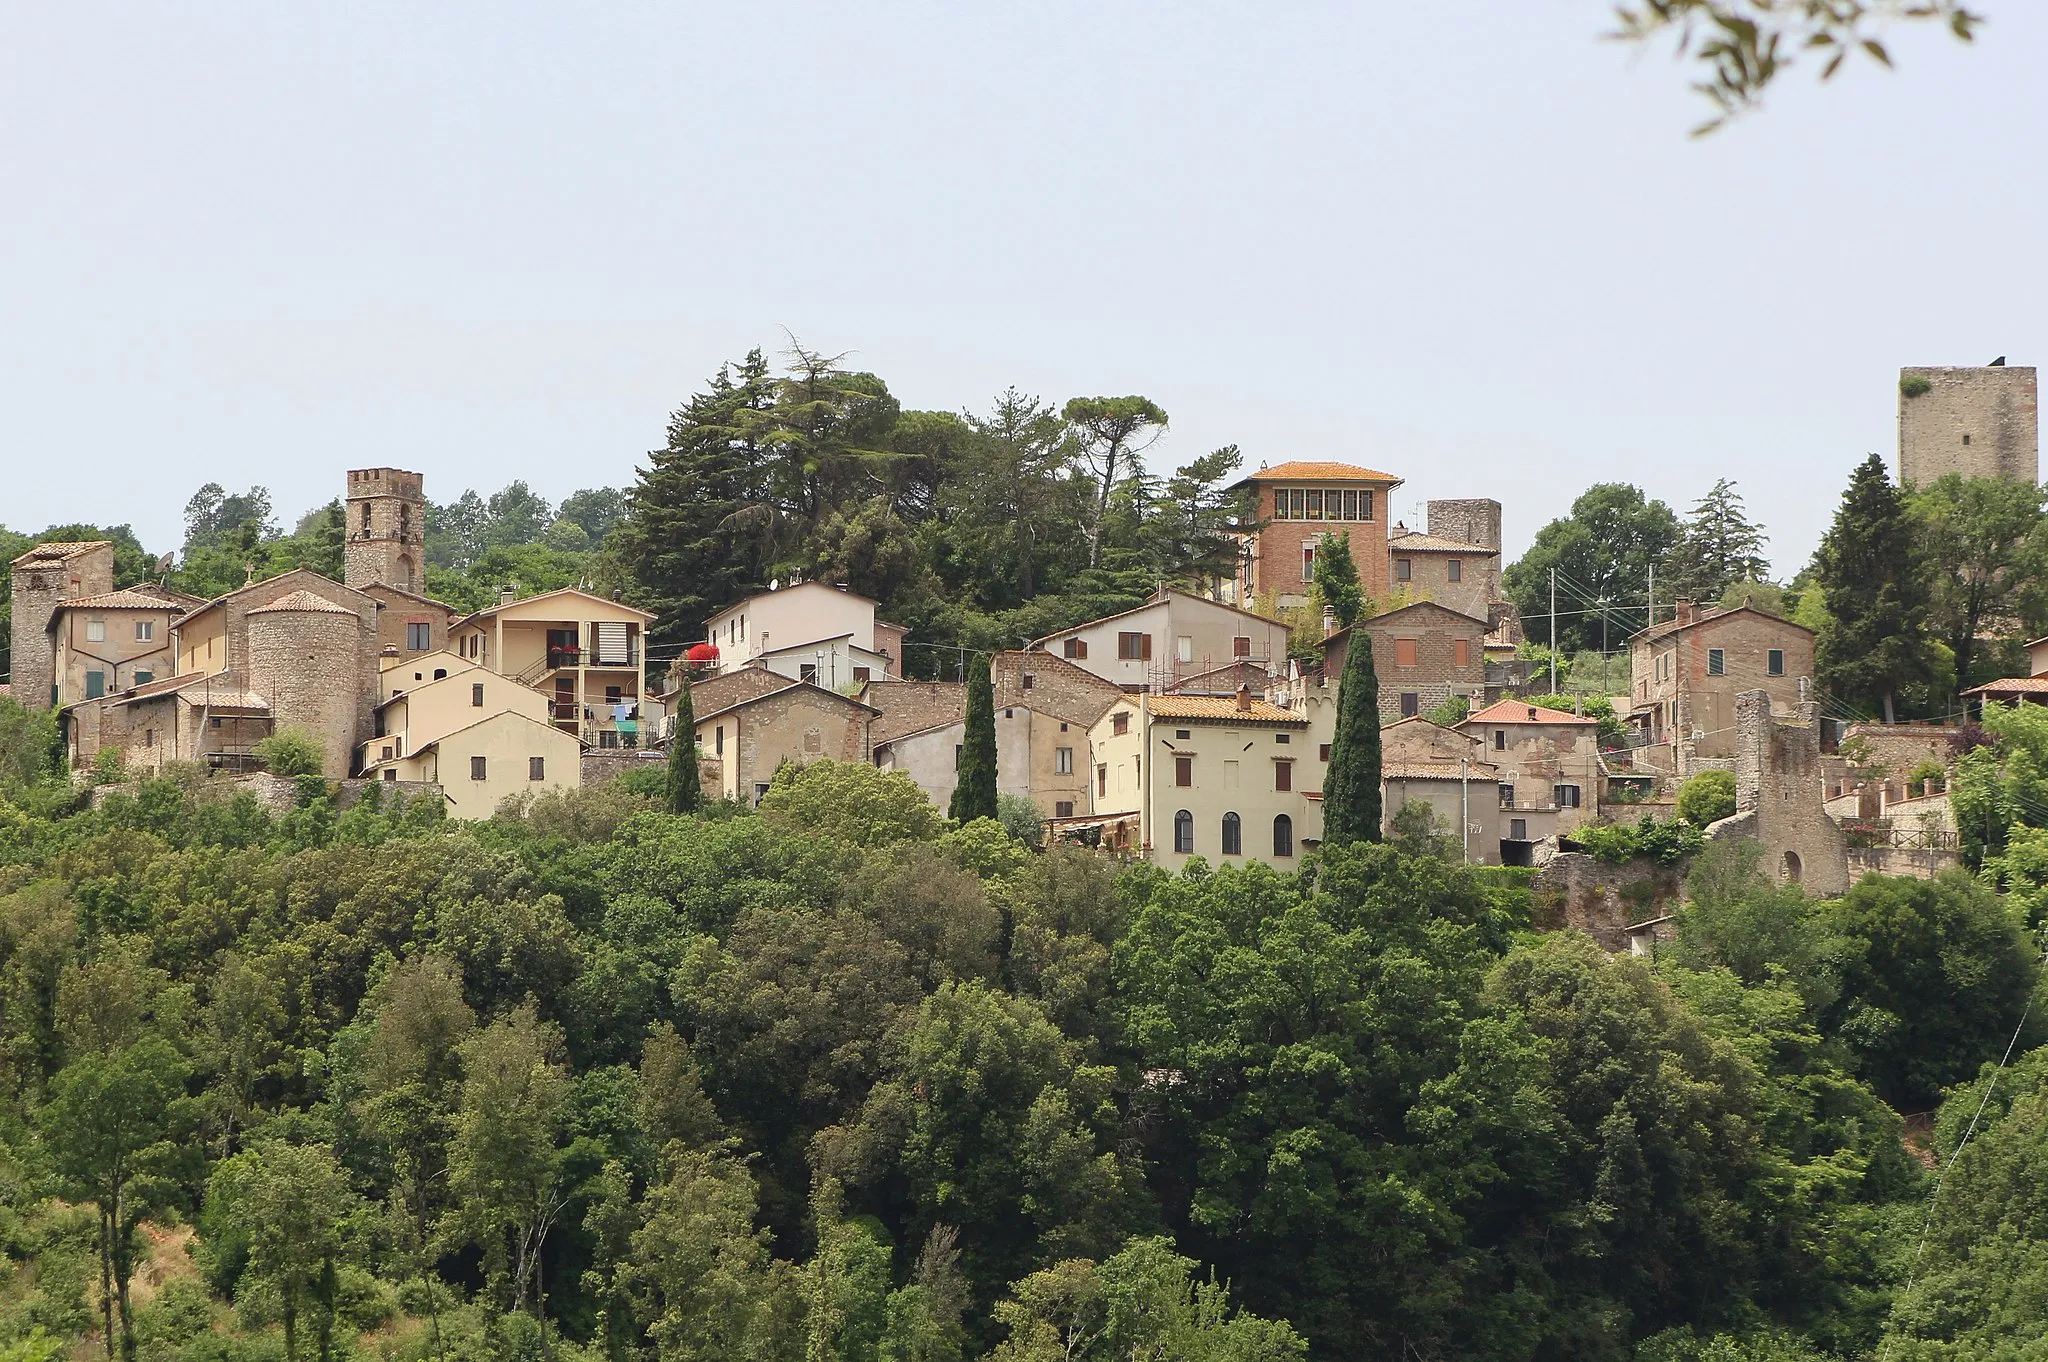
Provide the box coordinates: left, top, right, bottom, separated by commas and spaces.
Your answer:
366, 710, 581, 819
450, 587, 656, 750
1033, 589, 1291, 694
379, 649, 477, 702
702, 581, 904, 683
48, 586, 195, 704
359, 668, 551, 774
1084, 691, 1325, 871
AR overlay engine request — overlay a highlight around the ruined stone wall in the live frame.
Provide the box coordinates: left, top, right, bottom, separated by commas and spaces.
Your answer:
1716, 691, 1849, 895
1899, 365, 2038, 487
1531, 852, 1687, 952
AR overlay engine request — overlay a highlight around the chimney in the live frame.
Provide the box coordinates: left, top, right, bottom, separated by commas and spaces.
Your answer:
1674, 597, 1695, 626
1236, 683, 1253, 713
1322, 605, 1337, 638
500, 583, 520, 605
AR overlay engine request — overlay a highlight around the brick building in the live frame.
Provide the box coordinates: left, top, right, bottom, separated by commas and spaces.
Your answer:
1228, 461, 1403, 608
1627, 602, 1814, 772
1380, 717, 1506, 863
1322, 601, 1488, 722
1898, 363, 2037, 487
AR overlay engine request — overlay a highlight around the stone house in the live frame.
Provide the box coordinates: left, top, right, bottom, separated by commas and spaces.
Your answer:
450, 587, 656, 749
1031, 588, 1292, 694
1226, 461, 1403, 608
690, 671, 878, 806
9, 540, 118, 711
363, 582, 460, 662
1457, 698, 1603, 835
86, 673, 275, 777
1084, 690, 1325, 871
366, 709, 581, 819
49, 586, 195, 703
1379, 717, 1505, 863
1627, 602, 1814, 771
1387, 522, 1499, 623
1322, 601, 1488, 722
701, 580, 904, 684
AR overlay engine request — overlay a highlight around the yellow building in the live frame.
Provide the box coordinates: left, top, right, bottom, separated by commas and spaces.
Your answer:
364, 709, 581, 819
378, 649, 477, 702
359, 668, 551, 774
450, 588, 656, 750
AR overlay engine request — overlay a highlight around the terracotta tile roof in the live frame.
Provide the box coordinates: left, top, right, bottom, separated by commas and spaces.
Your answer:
1387, 531, 1497, 554
1144, 695, 1305, 724
459, 586, 657, 625
1629, 603, 1810, 645
248, 589, 360, 615
51, 588, 190, 613
1231, 461, 1402, 484
1384, 763, 1497, 781
109, 671, 270, 710
1463, 699, 1598, 726
10, 541, 109, 566
1964, 676, 2048, 695
687, 667, 798, 714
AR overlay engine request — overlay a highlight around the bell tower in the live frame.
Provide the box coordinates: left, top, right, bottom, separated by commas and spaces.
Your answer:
344, 468, 426, 593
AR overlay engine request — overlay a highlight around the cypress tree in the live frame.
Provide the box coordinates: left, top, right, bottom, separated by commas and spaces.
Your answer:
1814, 454, 1933, 724
1313, 532, 1366, 627
949, 656, 998, 824
1321, 628, 1383, 845
666, 681, 702, 814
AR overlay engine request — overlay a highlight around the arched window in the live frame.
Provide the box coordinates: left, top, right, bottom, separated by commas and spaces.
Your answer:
1782, 850, 1802, 883
1273, 814, 1294, 858
1221, 812, 1242, 856
1173, 809, 1194, 854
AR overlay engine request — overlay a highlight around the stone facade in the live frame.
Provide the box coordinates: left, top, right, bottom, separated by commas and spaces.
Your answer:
1424, 499, 1504, 601
1628, 603, 1814, 769
364, 582, 458, 661
1327, 601, 1488, 723
695, 679, 875, 805
9, 541, 115, 709
1532, 853, 1687, 952
1706, 690, 1849, 895
1458, 699, 1603, 834
246, 592, 367, 778
1899, 365, 2038, 487
344, 467, 427, 593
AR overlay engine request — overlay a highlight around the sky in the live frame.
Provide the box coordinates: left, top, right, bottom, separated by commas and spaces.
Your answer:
3, 3, 2043, 577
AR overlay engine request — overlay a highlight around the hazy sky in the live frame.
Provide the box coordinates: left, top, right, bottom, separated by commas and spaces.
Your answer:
4, 4, 2043, 575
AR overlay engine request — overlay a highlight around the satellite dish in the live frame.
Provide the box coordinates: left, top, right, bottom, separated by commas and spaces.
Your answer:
155, 553, 175, 574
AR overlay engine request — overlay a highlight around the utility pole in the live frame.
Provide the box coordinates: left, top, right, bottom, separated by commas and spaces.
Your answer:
1460, 756, 1470, 864
1647, 563, 1655, 631
1549, 567, 1558, 692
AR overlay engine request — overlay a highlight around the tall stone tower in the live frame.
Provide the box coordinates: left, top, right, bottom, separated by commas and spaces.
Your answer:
1426, 498, 1504, 602
8, 541, 114, 709
1898, 365, 2038, 487
344, 468, 426, 593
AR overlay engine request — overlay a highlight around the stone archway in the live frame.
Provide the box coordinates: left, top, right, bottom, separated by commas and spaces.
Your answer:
1782, 849, 1802, 884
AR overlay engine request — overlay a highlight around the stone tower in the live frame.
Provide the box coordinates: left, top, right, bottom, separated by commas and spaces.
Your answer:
344, 468, 426, 594
1425, 498, 1504, 602
8, 541, 114, 709
244, 590, 368, 778
1898, 365, 2038, 487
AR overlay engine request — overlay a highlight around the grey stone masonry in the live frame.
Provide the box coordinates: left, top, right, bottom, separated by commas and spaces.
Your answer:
1899, 365, 2037, 487
1708, 690, 1848, 895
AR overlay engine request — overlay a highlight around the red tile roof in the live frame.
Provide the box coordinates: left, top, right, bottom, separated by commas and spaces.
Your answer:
53, 588, 192, 613
1233, 461, 1401, 484
1463, 699, 1598, 726
1145, 695, 1305, 724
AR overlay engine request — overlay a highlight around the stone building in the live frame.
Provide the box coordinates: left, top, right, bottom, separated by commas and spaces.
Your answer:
1898, 364, 2038, 487
9, 540, 117, 709
1627, 601, 1814, 773
1227, 461, 1403, 607
1031, 588, 1291, 694
688, 670, 877, 805
48, 586, 196, 704
1387, 530, 1498, 623
364, 582, 460, 662
1322, 601, 1488, 722
345, 467, 427, 594
1457, 699, 1603, 835
1419, 499, 1505, 602
1705, 690, 1849, 895
1380, 717, 1505, 863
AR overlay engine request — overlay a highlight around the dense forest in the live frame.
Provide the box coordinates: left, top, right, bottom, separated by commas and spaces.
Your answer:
0, 715, 2045, 1360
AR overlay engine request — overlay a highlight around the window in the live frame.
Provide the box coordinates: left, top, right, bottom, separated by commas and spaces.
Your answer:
135, 620, 155, 642
1273, 489, 1291, 520
1306, 489, 1324, 520
530, 756, 546, 781
1098, 764, 1108, 796
133, 670, 152, 686
85, 619, 105, 642
1319, 743, 1331, 761
1499, 783, 1516, 808
1176, 635, 1193, 664
800, 663, 818, 684
1117, 632, 1151, 661
1273, 814, 1294, 857
1112, 712, 1130, 736
755, 783, 771, 805
599, 730, 619, 749
1453, 638, 1470, 668
955, 744, 964, 769
1233, 635, 1251, 658
470, 755, 487, 780
1056, 746, 1073, 775
1174, 809, 1194, 854
1175, 729, 1191, 740
1510, 818, 1528, 840
1707, 648, 1725, 676
1274, 760, 1292, 791
1395, 559, 1412, 582
406, 622, 431, 650
472, 683, 485, 707
853, 666, 871, 683
715, 725, 725, 756
1290, 488, 1306, 519
1055, 800, 1074, 818
1176, 756, 1193, 787
434, 668, 447, 680
1447, 559, 1462, 582
1301, 546, 1315, 583
85, 671, 105, 699
382, 745, 394, 761
1342, 489, 1359, 521
1064, 638, 1088, 659
1274, 732, 1290, 744
1400, 693, 1419, 717
1394, 638, 1419, 667
1493, 728, 1508, 750
1360, 490, 1374, 522
1555, 784, 1581, 808
1222, 812, 1242, 855
1022, 673, 1035, 689
1768, 648, 1785, 676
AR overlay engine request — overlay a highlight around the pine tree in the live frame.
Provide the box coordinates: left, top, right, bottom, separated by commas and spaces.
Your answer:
667, 681, 702, 815
1312, 532, 1365, 628
1666, 478, 1770, 603
1814, 455, 1935, 724
1321, 629, 1383, 845
949, 656, 998, 824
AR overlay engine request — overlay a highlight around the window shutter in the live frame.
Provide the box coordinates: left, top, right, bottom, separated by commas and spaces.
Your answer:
596, 622, 630, 664
1141, 634, 1153, 661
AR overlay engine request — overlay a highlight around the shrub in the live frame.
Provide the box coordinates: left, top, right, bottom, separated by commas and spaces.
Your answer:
996, 792, 1044, 848
1900, 374, 1932, 398
1576, 815, 1704, 865
1676, 769, 1737, 826
1423, 695, 1470, 727
252, 727, 324, 777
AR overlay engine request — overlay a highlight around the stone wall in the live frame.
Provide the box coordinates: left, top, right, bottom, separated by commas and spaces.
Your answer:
1899, 365, 2038, 487
9, 542, 114, 711
1710, 690, 1849, 895
581, 748, 670, 788
1531, 852, 1686, 952
344, 467, 427, 592
1347, 603, 1486, 723
93, 771, 442, 814
1847, 844, 1963, 882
